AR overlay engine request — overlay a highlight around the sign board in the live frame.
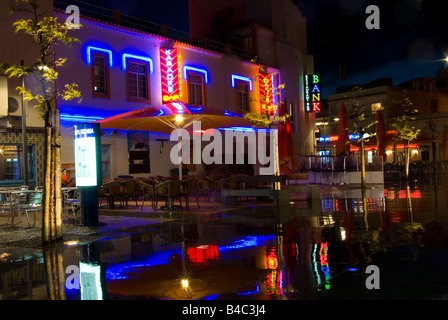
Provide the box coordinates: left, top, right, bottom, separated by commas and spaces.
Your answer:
304, 74, 321, 112
74, 123, 102, 187
160, 48, 181, 103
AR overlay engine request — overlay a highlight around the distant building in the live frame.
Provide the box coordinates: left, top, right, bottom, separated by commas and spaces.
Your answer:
318, 74, 448, 164
189, 0, 316, 157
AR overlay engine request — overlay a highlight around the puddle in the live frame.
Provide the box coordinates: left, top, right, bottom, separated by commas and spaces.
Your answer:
1, 178, 448, 300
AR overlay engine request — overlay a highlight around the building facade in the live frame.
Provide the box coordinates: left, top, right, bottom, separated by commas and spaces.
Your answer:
1, 0, 315, 185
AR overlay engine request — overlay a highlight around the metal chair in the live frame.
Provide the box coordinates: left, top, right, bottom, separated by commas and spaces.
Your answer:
102, 181, 124, 209
0, 191, 14, 224
63, 188, 81, 221
140, 180, 157, 210
155, 179, 182, 210
22, 192, 43, 227
120, 179, 140, 207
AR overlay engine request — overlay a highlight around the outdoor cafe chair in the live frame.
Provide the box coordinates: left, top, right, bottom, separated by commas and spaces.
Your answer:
181, 178, 200, 210
155, 179, 182, 210
63, 187, 81, 222
21, 191, 43, 227
120, 179, 141, 208
140, 180, 157, 210
196, 177, 216, 203
0, 191, 14, 224
214, 176, 238, 202
102, 181, 124, 209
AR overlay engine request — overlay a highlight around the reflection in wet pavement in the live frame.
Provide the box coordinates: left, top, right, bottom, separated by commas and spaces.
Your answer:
1, 176, 448, 300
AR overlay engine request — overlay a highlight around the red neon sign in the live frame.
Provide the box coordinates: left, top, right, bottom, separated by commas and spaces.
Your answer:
160, 48, 180, 102
259, 72, 273, 114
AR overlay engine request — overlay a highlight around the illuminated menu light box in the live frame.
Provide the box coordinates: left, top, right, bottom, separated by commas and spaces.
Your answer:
74, 123, 102, 187
304, 74, 321, 112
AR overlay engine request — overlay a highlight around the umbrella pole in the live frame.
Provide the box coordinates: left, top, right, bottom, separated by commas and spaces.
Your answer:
178, 133, 183, 181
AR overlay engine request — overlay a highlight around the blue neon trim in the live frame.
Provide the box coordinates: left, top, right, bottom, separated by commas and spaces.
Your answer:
122, 53, 154, 73
231, 74, 253, 91
182, 66, 209, 84
186, 106, 203, 111
60, 113, 104, 122
154, 109, 164, 116
218, 126, 256, 132
224, 110, 244, 118
86, 46, 113, 67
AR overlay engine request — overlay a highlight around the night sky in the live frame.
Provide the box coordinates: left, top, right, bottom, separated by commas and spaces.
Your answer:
68, 0, 448, 98
296, 0, 448, 97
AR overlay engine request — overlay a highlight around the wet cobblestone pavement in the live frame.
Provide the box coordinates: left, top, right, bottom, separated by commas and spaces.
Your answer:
1, 177, 448, 302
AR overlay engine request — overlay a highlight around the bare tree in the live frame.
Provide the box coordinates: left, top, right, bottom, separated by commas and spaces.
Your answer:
391, 98, 420, 180
347, 88, 377, 188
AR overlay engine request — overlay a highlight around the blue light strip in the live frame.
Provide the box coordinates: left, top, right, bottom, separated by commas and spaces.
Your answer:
122, 53, 154, 73
182, 66, 209, 84
224, 110, 244, 118
187, 106, 203, 112
231, 74, 253, 91
60, 113, 104, 122
218, 126, 256, 132
86, 46, 113, 67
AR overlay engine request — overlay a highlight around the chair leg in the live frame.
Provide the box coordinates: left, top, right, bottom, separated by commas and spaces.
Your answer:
141, 196, 145, 210
24, 209, 31, 228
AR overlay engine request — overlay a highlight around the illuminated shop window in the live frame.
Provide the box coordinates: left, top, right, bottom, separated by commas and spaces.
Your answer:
91, 52, 110, 99
126, 61, 150, 102
0, 144, 35, 183
187, 72, 204, 105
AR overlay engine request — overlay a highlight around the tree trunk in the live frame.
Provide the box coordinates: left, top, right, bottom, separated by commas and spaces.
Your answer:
44, 249, 66, 300
42, 127, 52, 244
405, 141, 410, 180
42, 121, 63, 244
55, 110, 63, 239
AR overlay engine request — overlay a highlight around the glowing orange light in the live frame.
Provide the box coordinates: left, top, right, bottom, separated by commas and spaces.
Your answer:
265, 246, 278, 270
259, 72, 274, 113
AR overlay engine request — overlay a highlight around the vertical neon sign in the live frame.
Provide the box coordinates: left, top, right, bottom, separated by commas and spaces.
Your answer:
304, 74, 321, 112
160, 48, 181, 102
259, 72, 273, 114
